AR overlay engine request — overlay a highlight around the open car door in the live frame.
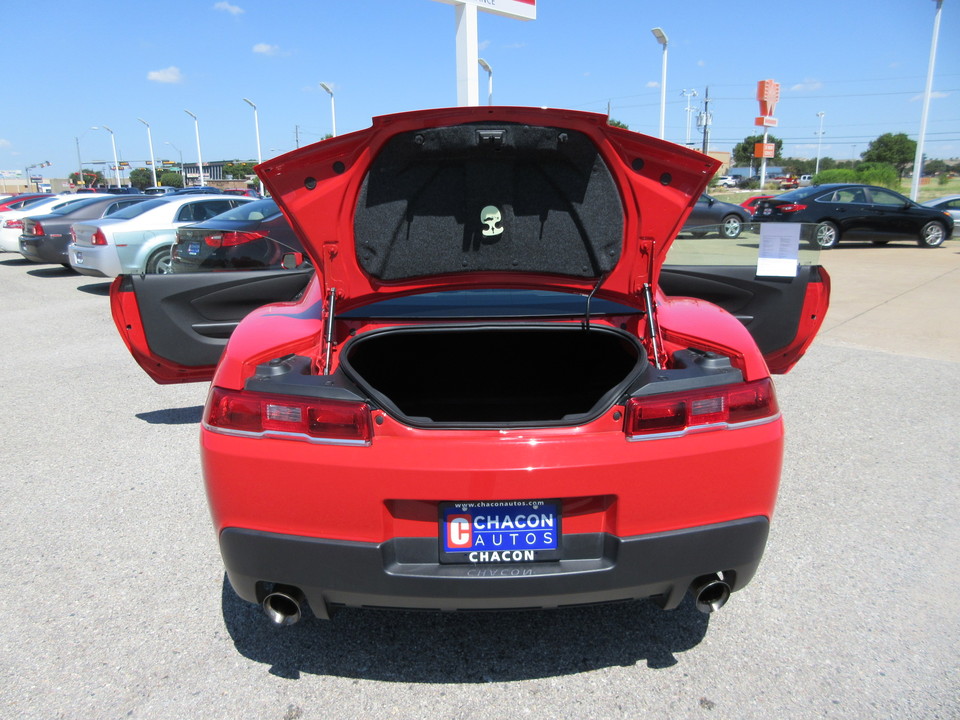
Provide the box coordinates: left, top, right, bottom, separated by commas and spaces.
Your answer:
110, 269, 313, 384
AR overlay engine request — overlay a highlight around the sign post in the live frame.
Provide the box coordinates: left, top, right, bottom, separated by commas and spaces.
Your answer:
754, 79, 780, 189
431, 0, 536, 106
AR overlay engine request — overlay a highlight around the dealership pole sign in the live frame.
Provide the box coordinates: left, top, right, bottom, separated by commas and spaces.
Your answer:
431, 0, 536, 106
754, 79, 779, 188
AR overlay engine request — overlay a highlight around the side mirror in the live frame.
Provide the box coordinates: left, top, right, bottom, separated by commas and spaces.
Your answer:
281, 252, 303, 270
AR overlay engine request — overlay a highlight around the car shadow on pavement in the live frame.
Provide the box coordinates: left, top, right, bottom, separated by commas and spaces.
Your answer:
221, 576, 709, 681
76, 282, 112, 296
0, 257, 34, 266
25, 266, 77, 278
136, 406, 204, 425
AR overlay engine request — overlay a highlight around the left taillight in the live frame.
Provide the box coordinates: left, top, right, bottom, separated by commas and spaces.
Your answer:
26, 221, 43, 236
204, 386, 373, 445
624, 379, 779, 439
204, 230, 268, 247
777, 203, 807, 213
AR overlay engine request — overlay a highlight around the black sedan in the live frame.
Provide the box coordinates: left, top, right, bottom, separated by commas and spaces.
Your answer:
171, 197, 306, 272
19, 195, 151, 267
682, 194, 751, 239
753, 184, 954, 249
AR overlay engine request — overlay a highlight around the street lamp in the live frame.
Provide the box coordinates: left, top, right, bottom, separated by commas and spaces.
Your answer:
95, 125, 122, 188
138, 118, 158, 188
910, 0, 944, 201
74, 127, 96, 188
242, 98, 265, 195
319, 82, 337, 137
477, 58, 493, 106
184, 109, 205, 187
815, 111, 826, 175
651, 27, 668, 140
165, 141, 184, 188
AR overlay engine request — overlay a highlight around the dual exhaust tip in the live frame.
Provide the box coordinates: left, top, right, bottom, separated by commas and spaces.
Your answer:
260, 574, 732, 625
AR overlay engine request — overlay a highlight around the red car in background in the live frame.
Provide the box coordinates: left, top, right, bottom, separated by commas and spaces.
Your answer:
111, 107, 829, 626
741, 195, 774, 215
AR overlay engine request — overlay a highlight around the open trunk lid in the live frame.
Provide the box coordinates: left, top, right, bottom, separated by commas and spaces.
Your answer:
257, 107, 719, 310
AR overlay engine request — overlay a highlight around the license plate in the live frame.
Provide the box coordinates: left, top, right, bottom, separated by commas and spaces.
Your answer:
439, 499, 561, 564
187, 242, 200, 256
75, 251, 83, 264
762, 207, 772, 215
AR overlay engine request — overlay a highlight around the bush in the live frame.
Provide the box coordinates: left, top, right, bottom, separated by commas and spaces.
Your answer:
814, 169, 858, 185
855, 162, 898, 188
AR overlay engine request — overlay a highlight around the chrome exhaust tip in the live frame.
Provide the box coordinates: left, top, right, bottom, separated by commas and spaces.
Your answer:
262, 586, 305, 626
690, 573, 731, 614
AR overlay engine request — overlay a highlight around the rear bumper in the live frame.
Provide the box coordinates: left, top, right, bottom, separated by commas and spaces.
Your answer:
19, 236, 68, 264
220, 516, 769, 618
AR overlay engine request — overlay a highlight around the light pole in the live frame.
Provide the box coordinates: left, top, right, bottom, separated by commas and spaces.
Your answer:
138, 118, 158, 188
478, 58, 493, 105
74, 127, 95, 188
815, 111, 825, 175
184, 109, 205, 187
651, 27, 668, 140
681, 89, 698, 147
910, 0, 944, 201
319, 82, 337, 137
243, 98, 265, 195
96, 125, 122, 188
165, 141, 184, 188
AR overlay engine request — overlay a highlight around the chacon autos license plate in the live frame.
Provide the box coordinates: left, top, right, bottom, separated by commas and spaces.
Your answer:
187, 242, 201, 256
439, 499, 561, 564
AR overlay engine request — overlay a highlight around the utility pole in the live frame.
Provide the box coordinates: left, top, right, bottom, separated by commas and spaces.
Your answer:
699, 87, 712, 154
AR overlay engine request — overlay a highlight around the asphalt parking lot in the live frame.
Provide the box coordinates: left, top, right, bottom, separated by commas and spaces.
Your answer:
0, 239, 957, 720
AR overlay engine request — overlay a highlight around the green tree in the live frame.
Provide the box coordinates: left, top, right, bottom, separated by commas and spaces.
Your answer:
861, 133, 916, 180
69, 170, 104, 188
607, 118, 629, 130
158, 171, 183, 188
128, 168, 153, 190
732, 134, 782, 166
223, 162, 256, 180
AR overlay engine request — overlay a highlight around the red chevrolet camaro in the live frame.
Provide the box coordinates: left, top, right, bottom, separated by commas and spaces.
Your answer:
111, 107, 829, 626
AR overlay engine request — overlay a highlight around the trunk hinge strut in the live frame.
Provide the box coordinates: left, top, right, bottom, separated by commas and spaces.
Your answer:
582, 273, 608, 332
643, 282, 664, 369
323, 287, 337, 374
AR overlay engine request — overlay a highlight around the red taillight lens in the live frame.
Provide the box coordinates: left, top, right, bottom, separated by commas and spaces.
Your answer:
204, 230, 267, 248
91, 229, 108, 246
28, 221, 44, 236
205, 387, 373, 444
778, 203, 807, 213
624, 379, 778, 438
3, 218, 23, 230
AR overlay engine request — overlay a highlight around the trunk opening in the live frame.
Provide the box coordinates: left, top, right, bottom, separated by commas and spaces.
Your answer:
341, 324, 646, 426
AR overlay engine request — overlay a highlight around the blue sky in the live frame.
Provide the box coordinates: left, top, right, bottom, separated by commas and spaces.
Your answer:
1, 0, 957, 182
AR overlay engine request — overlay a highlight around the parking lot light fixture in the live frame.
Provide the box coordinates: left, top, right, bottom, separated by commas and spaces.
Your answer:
98, 125, 122, 188
478, 58, 493, 106
138, 118, 158, 188
815, 112, 825, 175
242, 98, 265, 196
184, 109, 205, 187
651, 28, 668, 140
319, 82, 337, 137
910, 0, 944, 201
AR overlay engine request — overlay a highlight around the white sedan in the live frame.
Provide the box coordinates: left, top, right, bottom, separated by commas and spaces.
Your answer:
68, 194, 254, 277
0, 195, 90, 252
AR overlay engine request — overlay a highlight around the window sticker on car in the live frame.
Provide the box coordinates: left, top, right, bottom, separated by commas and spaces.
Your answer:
439, 500, 562, 564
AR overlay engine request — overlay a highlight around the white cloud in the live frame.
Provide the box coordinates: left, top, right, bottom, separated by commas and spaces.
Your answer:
791, 79, 823, 92
147, 66, 183, 84
479, 40, 491, 51
253, 43, 280, 56
214, 1, 244, 15
911, 90, 949, 102
0, 139, 10, 149
646, 80, 659, 88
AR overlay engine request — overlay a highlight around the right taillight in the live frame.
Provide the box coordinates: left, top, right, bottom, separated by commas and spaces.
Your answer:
3, 218, 23, 230
204, 386, 373, 445
91, 228, 108, 246
624, 379, 778, 439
